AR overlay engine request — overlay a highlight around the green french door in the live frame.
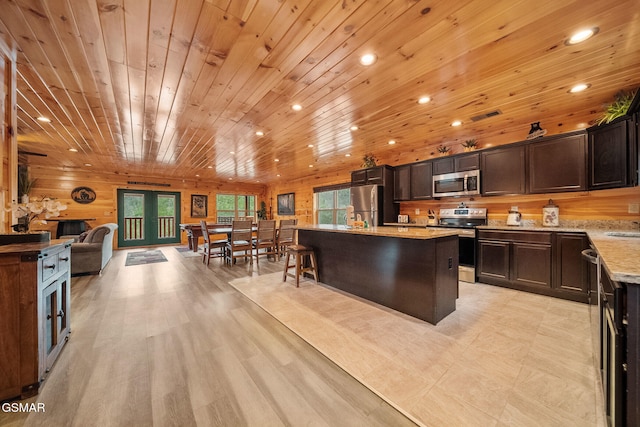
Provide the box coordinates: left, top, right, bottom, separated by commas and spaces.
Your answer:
117, 189, 181, 247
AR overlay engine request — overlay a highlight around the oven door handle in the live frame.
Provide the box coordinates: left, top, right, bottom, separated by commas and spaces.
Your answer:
581, 248, 598, 264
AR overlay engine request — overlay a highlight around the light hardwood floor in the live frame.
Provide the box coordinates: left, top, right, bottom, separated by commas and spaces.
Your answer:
0, 246, 605, 427
0, 247, 416, 427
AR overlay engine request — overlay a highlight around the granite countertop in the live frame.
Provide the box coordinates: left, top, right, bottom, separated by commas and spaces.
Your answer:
0, 239, 73, 255
297, 224, 459, 240
585, 231, 640, 284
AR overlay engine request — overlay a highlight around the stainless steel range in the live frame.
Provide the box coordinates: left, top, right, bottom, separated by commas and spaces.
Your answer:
430, 205, 488, 283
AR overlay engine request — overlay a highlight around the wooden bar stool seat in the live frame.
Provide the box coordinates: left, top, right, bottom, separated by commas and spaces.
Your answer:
283, 244, 318, 287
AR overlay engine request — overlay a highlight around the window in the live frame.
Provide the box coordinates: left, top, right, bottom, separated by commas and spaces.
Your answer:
316, 188, 350, 225
216, 194, 256, 223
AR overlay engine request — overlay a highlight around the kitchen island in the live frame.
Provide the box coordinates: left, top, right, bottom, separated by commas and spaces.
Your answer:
297, 225, 459, 324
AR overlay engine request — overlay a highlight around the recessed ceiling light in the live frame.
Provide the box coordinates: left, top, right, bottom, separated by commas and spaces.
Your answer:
388, 140, 396, 145
418, 96, 431, 104
569, 83, 590, 93
274, 158, 279, 162
255, 130, 264, 136
307, 144, 314, 148
207, 165, 213, 169
84, 163, 92, 167
292, 104, 302, 111
37, 116, 51, 123
195, 174, 200, 177
565, 27, 599, 45
68, 148, 78, 152
277, 174, 281, 177
451, 120, 462, 127
228, 177, 233, 180
309, 164, 314, 168
345, 153, 351, 157
360, 53, 377, 66
350, 125, 359, 131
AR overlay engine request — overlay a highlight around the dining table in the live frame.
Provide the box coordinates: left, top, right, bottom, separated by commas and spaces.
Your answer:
179, 223, 256, 252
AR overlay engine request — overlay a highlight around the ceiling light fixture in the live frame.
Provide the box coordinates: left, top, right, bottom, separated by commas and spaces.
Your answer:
37, 116, 51, 123
292, 104, 302, 111
451, 120, 462, 127
307, 144, 314, 148
350, 125, 359, 131
565, 27, 599, 45
274, 158, 279, 162
277, 174, 281, 177
345, 153, 351, 157
255, 130, 264, 136
569, 83, 590, 93
309, 164, 314, 168
207, 166, 213, 169
418, 96, 431, 104
230, 151, 235, 154
388, 140, 396, 145
359, 53, 377, 66
68, 148, 78, 152
84, 163, 92, 167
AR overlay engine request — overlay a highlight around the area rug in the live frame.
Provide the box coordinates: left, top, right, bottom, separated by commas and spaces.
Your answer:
125, 250, 168, 266
175, 246, 201, 257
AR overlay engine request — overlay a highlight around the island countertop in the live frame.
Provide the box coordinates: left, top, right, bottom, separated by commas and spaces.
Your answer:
297, 224, 459, 240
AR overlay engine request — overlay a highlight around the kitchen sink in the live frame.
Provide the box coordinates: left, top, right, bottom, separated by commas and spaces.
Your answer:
605, 231, 640, 238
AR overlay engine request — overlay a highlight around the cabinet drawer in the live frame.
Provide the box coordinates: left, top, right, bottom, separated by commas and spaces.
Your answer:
40, 254, 59, 282
57, 248, 71, 274
478, 230, 552, 244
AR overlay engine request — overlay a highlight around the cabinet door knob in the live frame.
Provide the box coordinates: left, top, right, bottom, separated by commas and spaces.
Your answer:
59, 257, 69, 262
57, 310, 65, 318
44, 264, 56, 270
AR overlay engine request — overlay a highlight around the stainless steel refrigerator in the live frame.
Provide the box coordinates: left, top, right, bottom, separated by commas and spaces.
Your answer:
350, 184, 384, 226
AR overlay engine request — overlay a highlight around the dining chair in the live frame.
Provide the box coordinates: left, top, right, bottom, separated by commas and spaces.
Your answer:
225, 219, 254, 265
253, 220, 277, 263
200, 220, 228, 265
276, 218, 297, 260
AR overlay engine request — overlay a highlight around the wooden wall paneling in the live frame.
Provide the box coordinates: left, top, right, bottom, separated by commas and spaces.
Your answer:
27, 165, 267, 247
0, 28, 17, 233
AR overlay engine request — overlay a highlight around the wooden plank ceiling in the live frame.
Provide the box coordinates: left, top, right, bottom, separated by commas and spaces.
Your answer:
1, 0, 639, 185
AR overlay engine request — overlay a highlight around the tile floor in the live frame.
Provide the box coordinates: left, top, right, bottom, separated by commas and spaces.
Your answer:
229, 273, 607, 427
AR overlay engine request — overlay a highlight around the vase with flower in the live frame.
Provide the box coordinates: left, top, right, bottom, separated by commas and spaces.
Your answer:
6, 197, 67, 234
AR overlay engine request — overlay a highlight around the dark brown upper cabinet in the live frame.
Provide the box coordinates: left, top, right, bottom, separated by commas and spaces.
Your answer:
587, 114, 638, 190
527, 132, 587, 194
351, 165, 394, 186
432, 152, 479, 175
410, 161, 433, 200
481, 144, 526, 196
393, 164, 411, 201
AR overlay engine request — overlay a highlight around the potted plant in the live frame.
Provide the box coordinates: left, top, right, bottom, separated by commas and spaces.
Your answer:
362, 153, 378, 168
597, 89, 637, 125
437, 145, 450, 156
461, 139, 477, 152
17, 166, 37, 203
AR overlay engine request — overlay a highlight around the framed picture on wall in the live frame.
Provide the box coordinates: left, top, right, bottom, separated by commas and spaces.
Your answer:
277, 193, 295, 215
191, 194, 208, 218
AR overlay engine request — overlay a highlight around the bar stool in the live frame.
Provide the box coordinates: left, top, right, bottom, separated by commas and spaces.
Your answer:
283, 244, 319, 287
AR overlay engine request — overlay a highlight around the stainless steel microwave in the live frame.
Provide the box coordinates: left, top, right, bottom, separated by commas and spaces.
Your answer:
432, 170, 480, 197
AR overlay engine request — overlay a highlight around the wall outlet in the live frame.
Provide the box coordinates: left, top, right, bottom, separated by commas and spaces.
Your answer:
629, 203, 640, 214
415, 208, 420, 215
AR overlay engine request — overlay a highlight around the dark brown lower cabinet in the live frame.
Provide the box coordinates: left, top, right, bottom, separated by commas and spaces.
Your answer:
477, 230, 552, 293
553, 232, 590, 302
477, 229, 589, 302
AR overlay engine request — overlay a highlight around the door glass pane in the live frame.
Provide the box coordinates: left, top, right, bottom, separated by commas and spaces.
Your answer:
124, 193, 144, 240
216, 194, 235, 223
237, 196, 246, 210
157, 195, 176, 238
